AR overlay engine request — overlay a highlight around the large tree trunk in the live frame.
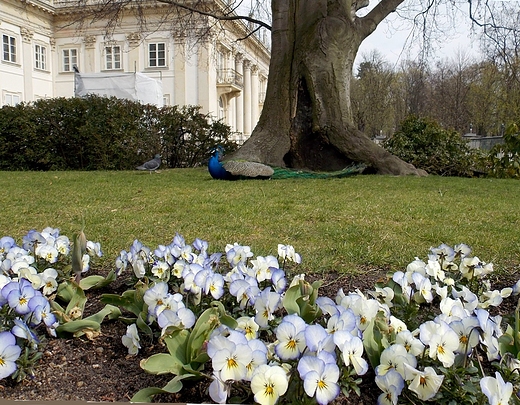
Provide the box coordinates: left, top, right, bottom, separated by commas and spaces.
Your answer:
229, 0, 426, 176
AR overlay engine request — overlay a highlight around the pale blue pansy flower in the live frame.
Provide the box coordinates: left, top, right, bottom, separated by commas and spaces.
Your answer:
254, 288, 282, 328
404, 364, 444, 401
449, 316, 480, 355
86, 240, 103, 258
5, 279, 38, 315
210, 336, 252, 382
340, 334, 368, 375
305, 324, 335, 354
122, 323, 141, 355
0, 331, 22, 379
419, 320, 460, 367
12, 318, 40, 349
298, 355, 340, 405
480, 371, 513, 405
274, 314, 307, 360
375, 368, 405, 405
277, 244, 301, 264
375, 343, 417, 379
250, 364, 288, 405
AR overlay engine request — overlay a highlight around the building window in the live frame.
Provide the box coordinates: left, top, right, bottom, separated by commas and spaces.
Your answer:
2, 34, 16, 63
62, 48, 78, 72
4, 92, 21, 106
162, 94, 170, 106
218, 96, 225, 121
105, 45, 121, 70
35, 44, 47, 70
148, 42, 166, 67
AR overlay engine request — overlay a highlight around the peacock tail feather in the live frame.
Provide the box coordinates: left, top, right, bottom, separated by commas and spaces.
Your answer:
270, 164, 366, 179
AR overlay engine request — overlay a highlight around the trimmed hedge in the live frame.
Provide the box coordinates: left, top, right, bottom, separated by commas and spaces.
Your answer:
0, 95, 236, 171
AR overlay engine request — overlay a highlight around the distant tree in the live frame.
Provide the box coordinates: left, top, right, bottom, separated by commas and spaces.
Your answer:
428, 53, 474, 133
399, 60, 430, 118
352, 51, 397, 138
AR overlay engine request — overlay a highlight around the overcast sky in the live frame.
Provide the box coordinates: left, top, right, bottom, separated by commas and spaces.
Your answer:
356, 18, 482, 68
355, 1, 484, 68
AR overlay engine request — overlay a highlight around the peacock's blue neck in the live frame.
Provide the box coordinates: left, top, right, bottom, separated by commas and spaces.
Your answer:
208, 152, 229, 180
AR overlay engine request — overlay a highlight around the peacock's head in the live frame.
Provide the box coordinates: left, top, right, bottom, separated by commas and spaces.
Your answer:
210, 146, 225, 157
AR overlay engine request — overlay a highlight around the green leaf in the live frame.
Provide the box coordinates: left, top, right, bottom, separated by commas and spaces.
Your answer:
72, 230, 87, 277
310, 280, 323, 304
55, 304, 121, 337
212, 300, 237, 329
79, 270, 116, 290
130, 387, 170, 403
296, 296, 322, 323
130, 374, 194, 402
283, 284, 303, 315
57, 280, 85, 305
55, 280, 88, 319
139, 353, 183, 375
55, 319, 101, 335
162, 374, 190, 392
82, 304, 121, 323
363, 316, 384, 369
136, 312, 153, 337
189, 352, 210, 367
100, 289, 143, 317
186, 307, 220, 363
164, 329, 189, 365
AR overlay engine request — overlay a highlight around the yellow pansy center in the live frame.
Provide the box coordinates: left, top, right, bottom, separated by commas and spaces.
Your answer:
227, 356, 238, 369
264, 383, 274, 397
317, 379, 328, 390
285, 339, 297, 351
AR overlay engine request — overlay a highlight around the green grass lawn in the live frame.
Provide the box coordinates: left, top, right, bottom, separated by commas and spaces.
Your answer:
1, 168, 519, 275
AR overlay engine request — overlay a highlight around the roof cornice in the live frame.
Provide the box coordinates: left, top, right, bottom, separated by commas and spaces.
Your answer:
17, 0, 55, 15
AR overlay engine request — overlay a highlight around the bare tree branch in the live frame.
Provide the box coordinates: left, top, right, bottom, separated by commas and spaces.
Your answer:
357, 0, 406, 39
155, 0, 272, 30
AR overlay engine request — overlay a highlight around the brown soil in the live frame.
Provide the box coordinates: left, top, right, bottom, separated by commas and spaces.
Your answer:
1, 266, 518, 404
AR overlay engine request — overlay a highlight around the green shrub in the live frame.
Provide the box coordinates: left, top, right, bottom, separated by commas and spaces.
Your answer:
0, 95, 235, 171
383, 115, 483, 177
487, 123, 520, 179
160, 105, 237, 169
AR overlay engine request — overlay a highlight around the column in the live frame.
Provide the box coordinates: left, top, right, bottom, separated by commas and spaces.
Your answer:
251, 64, 259, 128
234, 52, 244, 134
173, 37, 186, 106
21, 28, 34, 101
83, 35, 96, 72
126, 33, 141, 72
243, 59, 252, 137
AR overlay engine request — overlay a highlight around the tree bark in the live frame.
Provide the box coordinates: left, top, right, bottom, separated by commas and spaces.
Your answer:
229, 0, 426, 176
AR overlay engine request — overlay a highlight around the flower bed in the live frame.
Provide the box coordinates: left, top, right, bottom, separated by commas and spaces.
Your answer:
1, 228, 520, 404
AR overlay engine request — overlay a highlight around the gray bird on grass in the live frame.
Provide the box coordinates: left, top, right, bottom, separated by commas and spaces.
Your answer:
136, 154, 161, 173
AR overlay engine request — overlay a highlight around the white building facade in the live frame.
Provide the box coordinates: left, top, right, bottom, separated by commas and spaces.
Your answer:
1, 0, 270, 141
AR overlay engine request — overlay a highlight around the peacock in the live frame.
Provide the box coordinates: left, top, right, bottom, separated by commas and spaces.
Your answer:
137, 154, 161, 173
208, 146, 274, 180
208, 146, 366, 180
